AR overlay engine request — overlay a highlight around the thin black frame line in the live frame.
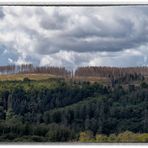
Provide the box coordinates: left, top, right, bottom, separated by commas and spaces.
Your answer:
0, 3, 148, 6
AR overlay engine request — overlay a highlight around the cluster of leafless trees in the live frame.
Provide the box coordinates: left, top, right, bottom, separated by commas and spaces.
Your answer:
75, 66, 148, 78
0, 64, 70, 77
0, 65, 148, 78
0, 64, 34, 74
32, 66, 71, 77
0, 65, 16, 74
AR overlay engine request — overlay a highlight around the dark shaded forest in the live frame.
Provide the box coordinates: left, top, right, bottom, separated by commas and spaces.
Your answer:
0, 65, 148, 142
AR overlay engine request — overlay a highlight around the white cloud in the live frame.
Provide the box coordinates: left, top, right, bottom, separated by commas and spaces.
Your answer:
0, 6, 148, 69
8, 58, 13, 64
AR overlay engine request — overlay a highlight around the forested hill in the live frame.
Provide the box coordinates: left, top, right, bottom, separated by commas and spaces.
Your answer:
0, 75, 148, 142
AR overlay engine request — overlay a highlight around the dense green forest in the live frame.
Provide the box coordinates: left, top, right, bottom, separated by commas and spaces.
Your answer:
0, 74, 148, 142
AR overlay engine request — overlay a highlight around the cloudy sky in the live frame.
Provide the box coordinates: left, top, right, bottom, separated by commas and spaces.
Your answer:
0, 6, 148, 69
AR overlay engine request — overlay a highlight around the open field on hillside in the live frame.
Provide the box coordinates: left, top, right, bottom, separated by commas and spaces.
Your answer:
0, 73, 58, 81
0, 73, 109, 83
0, 73, 147, 86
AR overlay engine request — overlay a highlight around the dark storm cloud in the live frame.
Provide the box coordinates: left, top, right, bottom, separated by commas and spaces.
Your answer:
63, 16, 133, 39
39, 8, 68, 30
34, 6, 148, 54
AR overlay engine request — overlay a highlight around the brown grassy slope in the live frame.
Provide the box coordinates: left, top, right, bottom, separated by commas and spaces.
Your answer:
0, 73, 109, 84
0, 73, 58, 81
